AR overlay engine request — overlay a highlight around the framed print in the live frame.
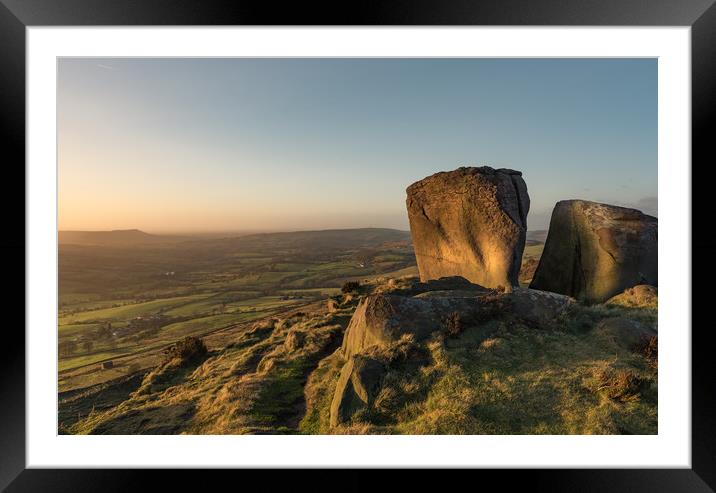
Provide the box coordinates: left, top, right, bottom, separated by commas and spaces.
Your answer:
2, 0, 714, 489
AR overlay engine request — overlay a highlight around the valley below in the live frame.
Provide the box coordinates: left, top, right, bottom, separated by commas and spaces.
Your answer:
58, 228, 416, 392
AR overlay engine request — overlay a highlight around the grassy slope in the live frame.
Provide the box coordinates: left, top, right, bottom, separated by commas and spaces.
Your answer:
303, 302, 657, 435
523, 244, 544, 260
63, 278, 657, 435
398, 315, 656, 435
65, 307, 352, 434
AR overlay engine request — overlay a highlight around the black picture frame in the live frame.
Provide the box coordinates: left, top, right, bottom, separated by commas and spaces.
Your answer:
2, 0, 712, 490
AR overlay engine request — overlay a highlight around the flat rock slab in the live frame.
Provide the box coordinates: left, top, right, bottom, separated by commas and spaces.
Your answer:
507, 288, 574, 328
530, 200, 657, 304
393, 275, 493, 297
341, 287, 574, 358
406, 166, 530, 289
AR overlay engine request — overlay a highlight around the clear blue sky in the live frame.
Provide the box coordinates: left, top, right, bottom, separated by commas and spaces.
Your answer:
58, 58, 657, 233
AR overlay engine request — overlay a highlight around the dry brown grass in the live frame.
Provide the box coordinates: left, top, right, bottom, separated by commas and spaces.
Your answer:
163, 336, 208, 365
70, 309, 346, 435
588, 365, 649, 402
442, 311, 463, 338
633, 334, 658, 371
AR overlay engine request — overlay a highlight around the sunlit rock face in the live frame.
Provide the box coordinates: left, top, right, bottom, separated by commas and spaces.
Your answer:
406, 166, 530, 289
530, 200, 657, 304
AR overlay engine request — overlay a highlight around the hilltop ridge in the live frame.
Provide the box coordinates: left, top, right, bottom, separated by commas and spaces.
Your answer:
59, 229, 180, 246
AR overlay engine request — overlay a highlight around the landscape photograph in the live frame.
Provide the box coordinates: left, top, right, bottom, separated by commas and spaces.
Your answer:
58, 57, 658, 435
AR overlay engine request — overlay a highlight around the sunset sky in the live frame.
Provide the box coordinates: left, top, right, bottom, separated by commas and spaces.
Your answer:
58, 58, 657, 233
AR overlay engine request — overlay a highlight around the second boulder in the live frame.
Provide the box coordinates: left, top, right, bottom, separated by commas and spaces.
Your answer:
530, 200, 657, 303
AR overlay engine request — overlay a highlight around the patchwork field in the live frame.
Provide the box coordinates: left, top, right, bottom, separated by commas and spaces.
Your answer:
58, 228, 417, 391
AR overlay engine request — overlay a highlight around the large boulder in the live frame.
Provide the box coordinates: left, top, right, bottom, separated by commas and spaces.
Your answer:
406, 166, 530, 289
530, 200, 657, 304
329, 355, 386, 427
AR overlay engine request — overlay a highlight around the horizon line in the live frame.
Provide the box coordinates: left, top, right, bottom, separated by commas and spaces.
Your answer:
58, 226, 549, 236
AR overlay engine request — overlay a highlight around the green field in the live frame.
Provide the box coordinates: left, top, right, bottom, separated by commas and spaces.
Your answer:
59, 323, 101, 336
523, 243, 544, 260
60, 294, 210, 325
58, 349, 128, 372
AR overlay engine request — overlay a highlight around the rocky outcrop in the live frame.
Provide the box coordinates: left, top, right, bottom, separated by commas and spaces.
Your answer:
406, 166, 530, 289
341, 278, 574, 359
530, 200, 657, 304
329, 355, 386, 427
331, 278, 575, 427
340, 294, 444, 359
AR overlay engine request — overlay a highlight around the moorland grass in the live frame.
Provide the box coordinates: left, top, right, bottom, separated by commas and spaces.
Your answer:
308, 303, 657, 435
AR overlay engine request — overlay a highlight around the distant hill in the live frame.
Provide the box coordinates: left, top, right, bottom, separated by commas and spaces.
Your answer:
526, 229, 548, 245
58, 229, 187, 246
60, 227, 541, 249
213, 228, 413, 252
58, 227, 412, 251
